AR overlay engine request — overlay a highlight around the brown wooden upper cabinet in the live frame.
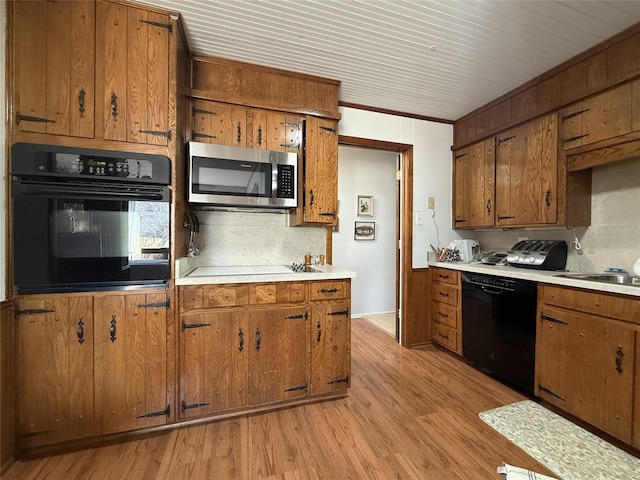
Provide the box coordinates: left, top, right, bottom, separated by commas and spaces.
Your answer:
299, 116, 339, 225
495, 113, 558, 227
249, 110, 303, 153
452, 138, 495, 228
13, 0, 172, 146
13, 0, 96, 138
560, 82, 637, 151
191, 99, 249, 147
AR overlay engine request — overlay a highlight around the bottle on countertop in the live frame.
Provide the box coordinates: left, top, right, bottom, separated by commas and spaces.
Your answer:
634, 257, 640, 277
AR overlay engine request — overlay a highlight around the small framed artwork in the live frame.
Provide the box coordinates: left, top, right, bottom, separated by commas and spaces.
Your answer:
357, 195, 373, 217
354, 221, 375, 241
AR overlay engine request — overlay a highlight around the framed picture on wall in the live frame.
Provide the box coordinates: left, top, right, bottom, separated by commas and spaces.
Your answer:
357, 195, 373, 217
354, 221, 375, 240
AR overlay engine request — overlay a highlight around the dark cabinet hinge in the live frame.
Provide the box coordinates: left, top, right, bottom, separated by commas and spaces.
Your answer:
328, 309, 349, 317
562, 134, 589, 144
319, 212, 337, 217
138, 300, 170, 309
454, 153, 467, 160
192, 132, 217, 140
284, 312, 309, 320
15, 112, 56, 125
138, 129, 172, 140
497, 215, 516, 220
192, 107, 217, 116
140, 19, 172, 33
281, 121, 301, 128
280, 143, 301, 149
284, 384, 308, 392
137, 404, 171, 418
538, 385, 565, 401
540, 314, 568, 325
181, 320, 211, 332
327, 376, 349, 385
454, 219, 467, 223
181, 401, 210, 413
15, 308, 55, 318
319, 126, 337, 133
561, 109, 589, 122
497, 135, 516, 145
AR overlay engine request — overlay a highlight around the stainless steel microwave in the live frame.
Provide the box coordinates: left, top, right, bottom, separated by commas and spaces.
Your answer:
188, 142, 297, 209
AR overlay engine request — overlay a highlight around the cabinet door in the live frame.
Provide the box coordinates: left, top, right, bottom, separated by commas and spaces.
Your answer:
192, 99, 248, 146
560, 83, 633, 150
13, 0, 95, 138
452, 138, 495, 228
179, 311, 249, 418
310, 301, 351, 395
536, 306, 635, 443
249, 110, 302, 152
302, 116, 338, 224
495, 113, 557, 226
249, 306, 310, 405
94, 292, 168, 434
16, 296, 94, 448
97, 1, 170, 145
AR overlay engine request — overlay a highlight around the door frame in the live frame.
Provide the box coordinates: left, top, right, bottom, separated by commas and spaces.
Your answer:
331, 136, 423, 347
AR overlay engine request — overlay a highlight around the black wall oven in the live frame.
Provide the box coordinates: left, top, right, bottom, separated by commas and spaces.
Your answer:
11, 143, 171, 294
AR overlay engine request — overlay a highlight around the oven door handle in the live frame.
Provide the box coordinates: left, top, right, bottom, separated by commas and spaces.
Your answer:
13, 180, 168, 201
480, 286, 507, 295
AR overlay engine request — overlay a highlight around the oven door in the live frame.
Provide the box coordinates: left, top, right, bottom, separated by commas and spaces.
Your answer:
12, 179, 170, 294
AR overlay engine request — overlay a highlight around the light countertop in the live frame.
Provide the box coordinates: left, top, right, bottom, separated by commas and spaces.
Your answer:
429, 260, 640, 298
175, 257, 356, 285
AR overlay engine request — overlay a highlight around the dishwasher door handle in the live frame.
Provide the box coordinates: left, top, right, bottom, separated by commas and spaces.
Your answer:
480, 285, 507, 295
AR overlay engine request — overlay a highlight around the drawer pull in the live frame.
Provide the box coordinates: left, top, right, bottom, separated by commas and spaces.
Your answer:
438, 274, 450, 280
109, 316, 117, 343
316, 322, 322, 343
438, 332, 449, 340
438, 312, 449, 318
77, 319, 85, 344
438, 291, 449, 297
320, 288, 338, 293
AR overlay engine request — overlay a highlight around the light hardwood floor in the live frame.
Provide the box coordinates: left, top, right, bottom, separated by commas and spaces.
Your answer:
3, 318, 555, 479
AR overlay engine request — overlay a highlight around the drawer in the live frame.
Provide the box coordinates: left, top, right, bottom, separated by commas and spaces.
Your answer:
249, 282, 307, 304
180, 286, 203, 310
432, 322, 459, 352
202, 285, 249, 308
432, 267, 459, 286
431, 301, 458, 329
310, 280, 350, 301
540, 284, 640, 324
431, 283, 459, 307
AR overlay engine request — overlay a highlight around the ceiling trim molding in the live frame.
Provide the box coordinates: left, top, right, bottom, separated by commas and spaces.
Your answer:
339, 102, 454, 125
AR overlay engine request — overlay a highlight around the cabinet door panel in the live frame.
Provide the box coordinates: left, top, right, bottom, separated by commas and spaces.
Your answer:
180, 311, 248, 417
249, 306, 309, 405
94, 293, 168, 434
99, 2, 169, 145
303, 117, 338, 224
310, 301, 351, 394
496, 113, 557, 226
14, 0, 95, 138
537, 306, 635, 443
453, 139, 495, 228
17, 296, 94, 448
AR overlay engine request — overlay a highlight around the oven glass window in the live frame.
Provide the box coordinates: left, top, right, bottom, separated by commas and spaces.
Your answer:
13, 196, 169, 293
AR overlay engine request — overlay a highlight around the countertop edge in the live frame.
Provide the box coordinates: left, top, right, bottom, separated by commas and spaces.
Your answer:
428, 261, 640, 298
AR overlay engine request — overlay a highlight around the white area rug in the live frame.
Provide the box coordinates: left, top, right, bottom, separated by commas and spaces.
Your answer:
479, 400, 640, 480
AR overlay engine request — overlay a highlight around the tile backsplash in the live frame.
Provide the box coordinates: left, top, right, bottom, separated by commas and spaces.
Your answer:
473, 157, 640, 273
190, 210, 326, 266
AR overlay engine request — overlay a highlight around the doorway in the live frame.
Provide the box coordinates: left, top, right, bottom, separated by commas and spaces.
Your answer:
332, 145, 400, 339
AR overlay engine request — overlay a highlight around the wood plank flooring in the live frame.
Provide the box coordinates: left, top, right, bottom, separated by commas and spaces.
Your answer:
3, 318, 555, 479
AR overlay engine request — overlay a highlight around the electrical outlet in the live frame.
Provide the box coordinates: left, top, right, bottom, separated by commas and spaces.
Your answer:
415, 213, 424, 225
427, 197, 435, 209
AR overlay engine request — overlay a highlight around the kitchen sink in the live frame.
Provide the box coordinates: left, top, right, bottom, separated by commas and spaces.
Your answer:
554, 272, 640, 286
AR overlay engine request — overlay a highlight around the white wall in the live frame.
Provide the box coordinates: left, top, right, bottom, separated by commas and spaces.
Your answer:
338, 107, 457, 269
1, 5, 7, 301
333, 146, 397, 316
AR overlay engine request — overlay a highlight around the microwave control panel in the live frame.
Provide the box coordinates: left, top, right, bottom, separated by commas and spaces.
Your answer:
276, 164, 295, 199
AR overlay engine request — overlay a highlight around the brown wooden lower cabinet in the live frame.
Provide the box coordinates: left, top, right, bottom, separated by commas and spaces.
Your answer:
178, 279, 351, 420
429, 267, 462, 354
15, 289, 170, 450
536, 284, 640, 447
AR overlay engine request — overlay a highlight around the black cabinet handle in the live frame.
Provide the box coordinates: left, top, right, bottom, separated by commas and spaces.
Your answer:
545, 190, 552, 208
110, 93, 118, 119
238, 329, 244, 352
616, 346, 624, 373
109, 315, 117, 343
309, 189, 314, 208
77, 318, 85, 344
320, 288, 338, 293
255, 328, 261, 351
257, 126, 262, 146
486, 198, 491, 215
236, 122, 242, 143
78, 89, 86, 117
316, 322, 322, 343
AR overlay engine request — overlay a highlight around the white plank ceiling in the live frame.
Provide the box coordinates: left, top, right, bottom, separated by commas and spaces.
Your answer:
137, 0, 640, 121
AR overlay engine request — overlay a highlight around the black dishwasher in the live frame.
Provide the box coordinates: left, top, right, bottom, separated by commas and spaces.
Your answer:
461, 272, 537, 395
